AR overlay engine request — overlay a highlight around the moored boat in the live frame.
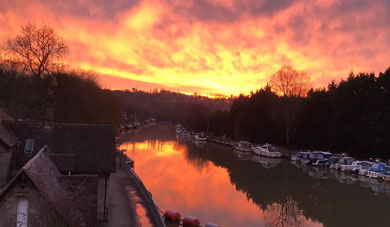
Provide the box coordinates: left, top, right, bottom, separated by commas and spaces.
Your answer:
252, 143, 282, 158
326, 156, 340, 169
336, 157, 355, 171
291, 152, 308, 162
300, 152, 311, 164
194, 133, 207, 141
383, 166, 390, 182
351, 161, 372, 175
310, 151, 333, 166
234, 141, 253, 152
367, 162, 387, 179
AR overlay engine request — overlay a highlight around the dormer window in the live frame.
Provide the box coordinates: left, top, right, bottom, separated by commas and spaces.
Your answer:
24, 139, 34, 153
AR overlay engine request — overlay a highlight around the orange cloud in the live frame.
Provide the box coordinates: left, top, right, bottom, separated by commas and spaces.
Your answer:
0, 0, 388, 95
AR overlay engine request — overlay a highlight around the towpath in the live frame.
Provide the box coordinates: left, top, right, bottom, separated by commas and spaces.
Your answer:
104, 157, 156, 227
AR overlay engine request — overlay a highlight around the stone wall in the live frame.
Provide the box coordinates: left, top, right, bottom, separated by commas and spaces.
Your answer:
0, 176, 69, 227
97, 174, 109, 222
0, 145, 11, 186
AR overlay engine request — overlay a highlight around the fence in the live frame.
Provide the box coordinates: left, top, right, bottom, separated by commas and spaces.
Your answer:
120, 158, 165, 227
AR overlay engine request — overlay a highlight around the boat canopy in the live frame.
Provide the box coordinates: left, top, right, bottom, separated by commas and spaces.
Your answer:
328, 156, 340, 164
293, 152, 306, 158
239, 141, 252, 148
369, 162, 387, 172
361, 161, 372, 169
301, 153, 310, 159
338, 157, 354, 165
385, 166, 390, 175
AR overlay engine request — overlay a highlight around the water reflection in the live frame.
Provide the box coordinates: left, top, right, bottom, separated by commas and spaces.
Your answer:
264, 197, 305, 227
251, 155, 281, 169
118, 124, 390, 227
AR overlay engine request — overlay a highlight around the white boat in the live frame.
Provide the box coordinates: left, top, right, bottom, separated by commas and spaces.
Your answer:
233, 141, 253, 152
335, 157, 354, 171
344, 160, 362, 172
252, 143, 282, 158
194, 133, 207, 141
351, 161, 372, 175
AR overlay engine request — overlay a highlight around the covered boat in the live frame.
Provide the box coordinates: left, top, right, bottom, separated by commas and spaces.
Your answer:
291, 152, 308, 162
300, 152, 311, 164
310, 151, 333, 166
367, 162, 387, 179
326, 156, 340, 169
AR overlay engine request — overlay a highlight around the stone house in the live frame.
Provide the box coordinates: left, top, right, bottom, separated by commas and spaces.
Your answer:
0, 109, 16, 187
0, 147, 87, 227
0, 115, 116, 226
0, 125, 17, 187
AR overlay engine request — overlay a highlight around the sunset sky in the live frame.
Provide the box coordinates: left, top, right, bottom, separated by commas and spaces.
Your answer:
0, 0, 389, 96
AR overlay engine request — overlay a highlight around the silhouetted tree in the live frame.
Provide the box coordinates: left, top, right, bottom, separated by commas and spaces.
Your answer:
270, 66, 311, 146
3, 23, 68, 79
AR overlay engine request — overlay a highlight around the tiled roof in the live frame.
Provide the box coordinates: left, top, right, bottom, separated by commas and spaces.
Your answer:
57, 175, 98, 224
49, 154, 75, 172
0, 108, 13, 122
0, 148, 88, 227
0, 125, 17, 147
2, 121, 116, 174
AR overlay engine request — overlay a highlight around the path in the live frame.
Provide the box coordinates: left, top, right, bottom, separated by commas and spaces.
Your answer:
104, 158, 156, 227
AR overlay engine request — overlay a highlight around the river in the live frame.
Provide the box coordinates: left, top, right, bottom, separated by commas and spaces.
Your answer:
117, 123, 390, 227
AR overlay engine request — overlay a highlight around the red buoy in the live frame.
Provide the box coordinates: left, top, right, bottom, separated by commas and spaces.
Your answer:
164, 209, 180, 222
205, 222, 220, 227
183, 216, 200, 227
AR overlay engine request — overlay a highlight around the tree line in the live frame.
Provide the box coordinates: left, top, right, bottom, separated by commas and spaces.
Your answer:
207, 68, 390, 159
0, 24, 232, 129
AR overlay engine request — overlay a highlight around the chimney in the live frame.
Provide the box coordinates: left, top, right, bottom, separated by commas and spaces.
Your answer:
43, 76, 57, 128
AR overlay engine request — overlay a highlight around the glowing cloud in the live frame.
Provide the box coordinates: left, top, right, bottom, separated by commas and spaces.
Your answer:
0, 0, 389, 95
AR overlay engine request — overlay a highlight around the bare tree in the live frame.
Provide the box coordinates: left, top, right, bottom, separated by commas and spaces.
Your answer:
3, 23, 68, 79
270, 66, 310, 98
270, 66, 311, 146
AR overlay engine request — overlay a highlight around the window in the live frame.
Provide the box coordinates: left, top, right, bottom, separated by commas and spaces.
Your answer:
16, 197, 28, 227
24, 139, 34, 153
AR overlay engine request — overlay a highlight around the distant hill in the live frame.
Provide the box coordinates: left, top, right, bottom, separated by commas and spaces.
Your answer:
110, 89, 233, 130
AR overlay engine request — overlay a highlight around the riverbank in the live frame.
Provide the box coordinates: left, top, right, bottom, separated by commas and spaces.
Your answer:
207, 135, 303, 158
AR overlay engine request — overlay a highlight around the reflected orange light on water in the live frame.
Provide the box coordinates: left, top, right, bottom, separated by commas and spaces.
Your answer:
118, 140, 321, 226
120, 141, 263, 226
